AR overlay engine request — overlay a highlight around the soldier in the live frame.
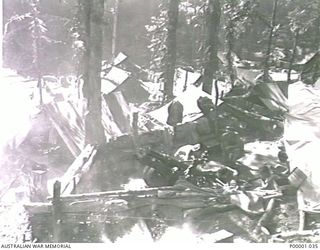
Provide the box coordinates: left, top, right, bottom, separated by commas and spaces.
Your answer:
166, 100, 183, 145
167, 100, 183, 127
197, 96, 215, 117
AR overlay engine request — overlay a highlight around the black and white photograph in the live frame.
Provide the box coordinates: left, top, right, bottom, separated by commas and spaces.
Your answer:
0, 0, 320, 246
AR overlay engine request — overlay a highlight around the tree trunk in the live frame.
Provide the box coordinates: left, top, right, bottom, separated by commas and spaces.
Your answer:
111, 0, 119, 60
226, 1, 236, 88
81, 0, 106, 145
31, 2, 43, 105
315, 17, 320, 51
287, 29, 299, 83
0, 0, 2, 68
163, 0, 179, 101
263, 0, 278, 82
202, 0, 221, 94
314, 1, 320, 51
36, 39, 43, 106
80, 0, 91, 92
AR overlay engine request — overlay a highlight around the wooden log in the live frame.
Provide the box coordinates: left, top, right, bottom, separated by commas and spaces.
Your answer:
184, 204, 237, 220
24, 199, 127, 215
157, 190, 215, 198
132, 112, 139, 137
24, 202, 52, 214
272, 229, 320, 239
25, 186, 221, 215
26, 188, 280, 216
44, 104, 82, 157
48, 184, 280, 203
52, 181, 62, 242
148, 197, 211, 209
47, 184, 223, 202
48, 186, 174, 201
27, 195, 216, 215
59, 144, 97, 195
131, 112, 140, 150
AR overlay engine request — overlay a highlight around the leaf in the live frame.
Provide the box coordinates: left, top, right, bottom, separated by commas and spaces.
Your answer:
7, 13, 31, 23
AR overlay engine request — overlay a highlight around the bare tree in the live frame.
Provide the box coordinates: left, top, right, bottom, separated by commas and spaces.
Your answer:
163, 0, 179, 101
80, 0, 106, 145
225, 0, 236, 88
202, 0, 221, 94
111, 0, 119, 60
263, 0, 278, 82
287, 29, 299, 83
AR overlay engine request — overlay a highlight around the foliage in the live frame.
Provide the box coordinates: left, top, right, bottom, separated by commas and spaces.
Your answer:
29, 0, 47, 69
69, 1, 86, 77
146, 0, 179, 100
223, 0, 257, 86
4, 0, 73, 76
146, 5, 167, 72
3, 0, 320, 81
146, 0, 257, 86
223, 0, 255, 40
285, 0, 320, 53
3, 0, 48, 78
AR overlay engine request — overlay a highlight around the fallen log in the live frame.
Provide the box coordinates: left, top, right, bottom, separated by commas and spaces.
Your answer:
27, 184, 283, 217
271, 229, 320, 239
28, 185, 221, 215
26, 196, 215, 215
24, 202, 52, 214
24, 199, 128, 215
146, 196, 214, 209
47, 185, 281, 206
47, 186, 174, 201
184, 204, 237, 220
44, 104, 83, 157
59, 144, 98, 195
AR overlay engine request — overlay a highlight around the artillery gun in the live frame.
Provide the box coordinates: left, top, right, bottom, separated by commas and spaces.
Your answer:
137, 148, 237, 188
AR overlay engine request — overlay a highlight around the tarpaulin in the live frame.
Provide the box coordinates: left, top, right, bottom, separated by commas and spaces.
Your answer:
254, 82, 288, 112
103, 91, 132, 135
284, 81, 320, 211
101, 67, 131, 95
173, 68, 201, 97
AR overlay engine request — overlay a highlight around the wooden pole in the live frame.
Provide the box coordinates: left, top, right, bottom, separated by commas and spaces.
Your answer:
111, 0, 119, 60
183, 70, 188, 92
263, 0, 278, 82
131, 111, 140, 159
0, 0, 3, 68
202, 0, 221, 94
162, 0, 179, 100
52, 181, 62, 242
132, 112, 139, 137
299, 210, 306, 231
287, 29, 299, 84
